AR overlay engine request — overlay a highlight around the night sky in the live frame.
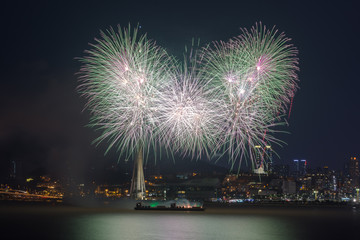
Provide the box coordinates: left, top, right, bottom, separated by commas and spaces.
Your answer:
1, 1, 359, 180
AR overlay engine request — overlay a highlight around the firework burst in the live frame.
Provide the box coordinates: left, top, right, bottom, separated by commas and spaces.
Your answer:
78, 23, 299, 172
78, 25, 174, 158
199, 23, 299, 167
155, 65, 225, 159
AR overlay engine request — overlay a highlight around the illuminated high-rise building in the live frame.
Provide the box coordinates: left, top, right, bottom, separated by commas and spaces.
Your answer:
300, 159, 307, 176
292, 159, 306, 177
293, 159, 299, 176
253, 145, 272, 174
349, 157, 359, 187
254, 145, 262, 168
253, 145, 264, 174
265, 146, 273, 173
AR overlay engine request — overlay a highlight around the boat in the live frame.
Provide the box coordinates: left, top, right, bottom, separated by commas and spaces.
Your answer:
134, 202, 205, 211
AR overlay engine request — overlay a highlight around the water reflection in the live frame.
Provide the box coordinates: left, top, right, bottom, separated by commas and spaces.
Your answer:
2, 207, 360, 240
71, 213, 297, 240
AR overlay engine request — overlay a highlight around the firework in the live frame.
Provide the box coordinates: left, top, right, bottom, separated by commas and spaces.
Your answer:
154, 65, 225, 159
199, 23, 299, 168
78, 23, 299, 173
78, 25, 174, 158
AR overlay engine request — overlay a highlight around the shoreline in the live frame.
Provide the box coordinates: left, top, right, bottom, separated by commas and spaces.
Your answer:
0, 198, 356, 208
1, 199, 358, 215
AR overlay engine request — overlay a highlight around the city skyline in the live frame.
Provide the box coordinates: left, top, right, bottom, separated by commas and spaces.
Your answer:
0, 1, 359, 180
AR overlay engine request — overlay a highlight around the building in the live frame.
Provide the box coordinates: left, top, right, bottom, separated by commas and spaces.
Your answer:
253, 145, 262, 171
292, 159, 307, 177
253, 145, 272, 174
265, 146, 273, 173
300, 160, 307, 176
282, 180, 296, 194
292, 160, 299, 177
349, 157, 359, 187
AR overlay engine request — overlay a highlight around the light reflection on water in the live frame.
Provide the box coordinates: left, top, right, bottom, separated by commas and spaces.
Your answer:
71, 213, 296, 240
2, 207, 360, 240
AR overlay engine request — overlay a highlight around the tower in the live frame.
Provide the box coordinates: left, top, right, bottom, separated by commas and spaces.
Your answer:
253, 145, 272, 174
349, 157, 359, 187
300, 159, 307, 176
253, 145, 265, 174
130, 147, 146, 200
293, 159, 299, 177
254, 145, 262, 168
265, 145, 273, 172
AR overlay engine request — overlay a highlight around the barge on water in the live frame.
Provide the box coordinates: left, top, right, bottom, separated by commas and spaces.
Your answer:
135, 202, 205, 211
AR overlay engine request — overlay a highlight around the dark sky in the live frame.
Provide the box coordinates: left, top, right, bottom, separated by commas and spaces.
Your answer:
1, 0, 359, 180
